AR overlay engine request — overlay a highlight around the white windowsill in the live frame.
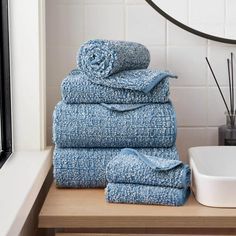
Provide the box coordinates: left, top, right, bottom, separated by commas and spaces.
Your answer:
0, 147, 53, 236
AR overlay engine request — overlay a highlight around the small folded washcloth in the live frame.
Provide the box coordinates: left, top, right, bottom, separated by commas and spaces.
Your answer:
53, 146, 179, 188
53, 102, 177, 148
106, 148, 190, 189
78, 39, 150, 78
105, 183, 190, 206
61, 69, 173, 104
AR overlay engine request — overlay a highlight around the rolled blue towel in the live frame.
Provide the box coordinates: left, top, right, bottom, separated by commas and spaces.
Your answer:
53, 146, 179, 188
78, 39, 150, 78
106, 183, 190, 206
61, 69, 171, 104
106, 148, 190, 189
53, 102, 177, 148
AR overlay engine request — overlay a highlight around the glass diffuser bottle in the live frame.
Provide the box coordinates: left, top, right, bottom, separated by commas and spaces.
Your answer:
219, 112, 236, 145
206, 52, 236, 146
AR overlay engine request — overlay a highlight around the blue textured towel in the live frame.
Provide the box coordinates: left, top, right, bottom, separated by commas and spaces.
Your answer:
106, 148, 190, 189
78, 39, 150, 78
106, 183, 190, 206
53, 146, 179, 188
53, 101, 177, 148
85, 69, 177, 94
61, 69, 171, 104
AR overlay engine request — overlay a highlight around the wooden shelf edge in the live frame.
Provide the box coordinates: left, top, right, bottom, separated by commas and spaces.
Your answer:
38, 215, 236, 228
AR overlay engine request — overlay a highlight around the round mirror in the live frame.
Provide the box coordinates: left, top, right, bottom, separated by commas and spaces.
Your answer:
146, 0, 236, 44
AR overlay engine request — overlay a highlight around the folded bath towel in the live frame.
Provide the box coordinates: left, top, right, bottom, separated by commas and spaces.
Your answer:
106, 183, 190, 206
106, 148, 190, 189
53, 101, 177, 148
61, 69, 171, 104
53, 146, 179, 188
78, 39, 150, 78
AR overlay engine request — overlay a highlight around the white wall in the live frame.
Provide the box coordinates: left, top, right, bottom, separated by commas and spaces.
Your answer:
46, 0, 236, 162
152, 0, 236, 39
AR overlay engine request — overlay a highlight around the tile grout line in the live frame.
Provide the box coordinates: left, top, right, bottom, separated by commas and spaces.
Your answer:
165, 19, 168, 69
123, 0, 126, 40
187, 0, 190, 25
82, 0, 85, 42
83, 0, 86, 41
224, 0, 227, 37
206, 39, 210, 138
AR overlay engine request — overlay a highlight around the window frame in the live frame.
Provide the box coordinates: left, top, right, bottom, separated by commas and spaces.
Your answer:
0, 0, 12, 168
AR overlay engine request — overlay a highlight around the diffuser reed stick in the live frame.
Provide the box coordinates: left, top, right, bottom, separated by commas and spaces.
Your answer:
231, 52, 234, 114
227, 58, 233, 114
215, 53, 236, 145
205, 57, 231, 119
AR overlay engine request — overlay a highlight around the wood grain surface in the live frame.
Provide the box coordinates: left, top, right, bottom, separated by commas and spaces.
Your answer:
39, 183, 236, 229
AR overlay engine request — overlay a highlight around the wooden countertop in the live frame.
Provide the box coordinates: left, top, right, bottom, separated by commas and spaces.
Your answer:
39, 183, 236, 229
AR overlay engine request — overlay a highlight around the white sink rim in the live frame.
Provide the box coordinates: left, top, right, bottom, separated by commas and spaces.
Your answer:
190, 157, 236, 181
189, 146, 236, 208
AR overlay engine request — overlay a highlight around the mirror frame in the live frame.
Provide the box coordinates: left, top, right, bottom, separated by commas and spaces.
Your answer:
146, 0, 236, 44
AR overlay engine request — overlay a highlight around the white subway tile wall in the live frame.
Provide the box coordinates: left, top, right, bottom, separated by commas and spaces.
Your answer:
126, 4, 166, 45
46, 0, 236, 162
85, 4, 125, 40
170, 87, 208, 127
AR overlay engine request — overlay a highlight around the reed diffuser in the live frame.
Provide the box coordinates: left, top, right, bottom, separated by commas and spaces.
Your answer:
206, 53, 236, 146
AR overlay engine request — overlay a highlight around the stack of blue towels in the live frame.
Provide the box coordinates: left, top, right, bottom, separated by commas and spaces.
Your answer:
53, 39, 190, 206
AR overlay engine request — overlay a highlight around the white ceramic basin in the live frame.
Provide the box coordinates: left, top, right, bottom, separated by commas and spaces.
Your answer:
189, 146, 236, 208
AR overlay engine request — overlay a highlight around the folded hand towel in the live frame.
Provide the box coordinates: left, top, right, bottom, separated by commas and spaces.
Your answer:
86, 69, 177, 94
53, 102, 177, 148
106, 148, 190, 189
61, 69, 171, 104
78, 39, 150, 78
53, 147, 179, 188
105, 183, 190, 206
